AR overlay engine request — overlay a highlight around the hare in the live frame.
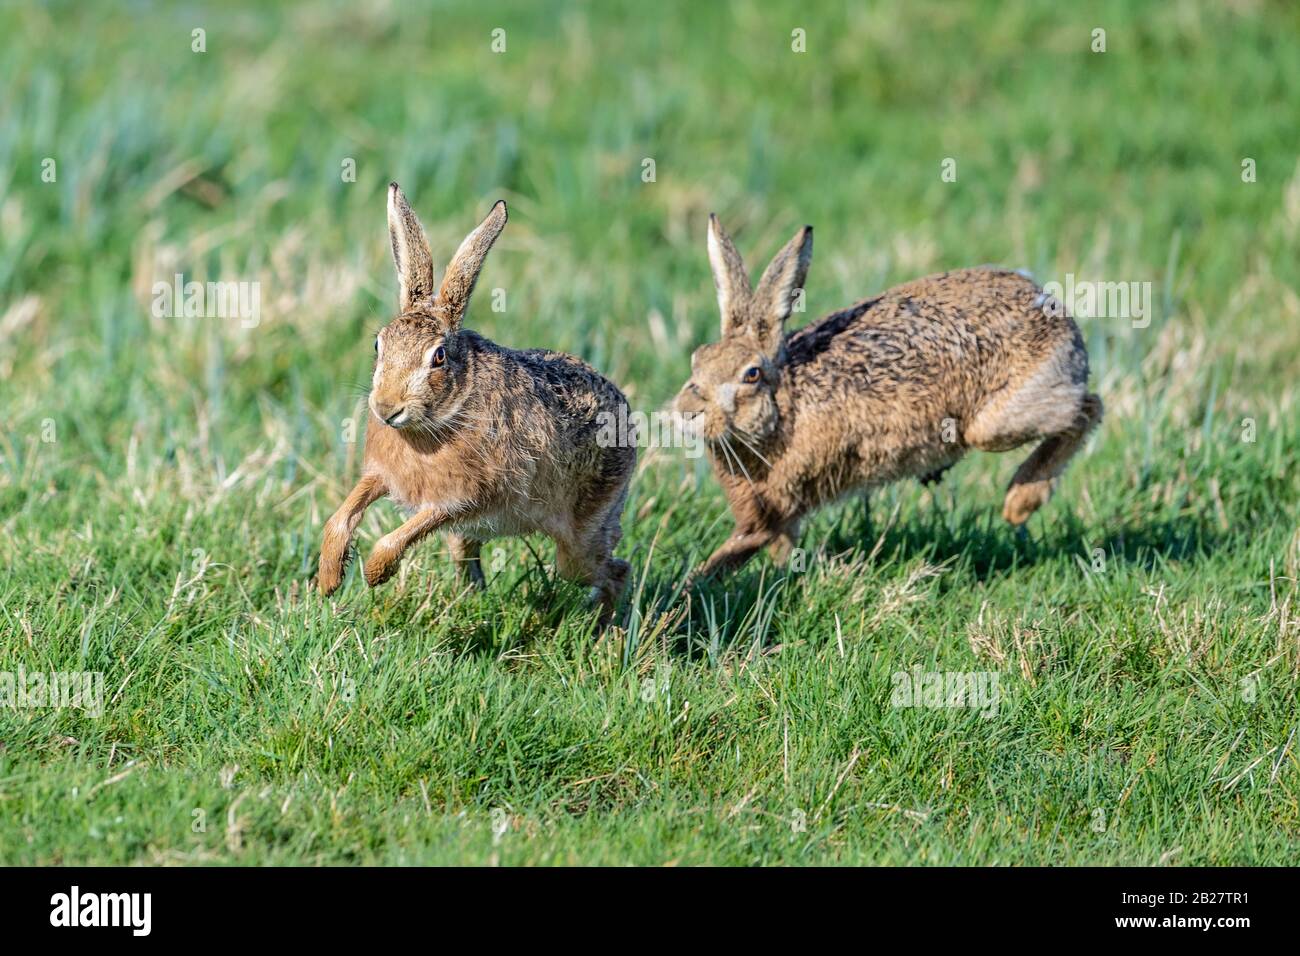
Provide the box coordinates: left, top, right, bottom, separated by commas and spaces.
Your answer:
674, 214, 1102, 583
317, 184, 635, 625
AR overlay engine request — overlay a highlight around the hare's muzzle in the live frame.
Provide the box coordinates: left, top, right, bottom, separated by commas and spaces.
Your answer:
370, 397, 410, 427
673, 382, 704, 416
673, 384, 712, 438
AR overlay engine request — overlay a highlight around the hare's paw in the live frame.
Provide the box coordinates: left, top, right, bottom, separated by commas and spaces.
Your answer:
681, 563, 707, 592
317, 542, 348, 596
1002, 479, 1053, 525
317, 559, 343, 596
363, 535, 402, 587
318, 518, 358, 595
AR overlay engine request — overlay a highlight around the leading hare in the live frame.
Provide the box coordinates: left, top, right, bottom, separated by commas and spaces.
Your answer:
318, 185, 635, 624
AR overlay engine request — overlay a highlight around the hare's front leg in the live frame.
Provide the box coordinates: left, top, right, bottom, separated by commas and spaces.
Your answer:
363, 507, 451, 587
766, 519, 803, 567
319, 474, 387, 596
686, 527, 776, 588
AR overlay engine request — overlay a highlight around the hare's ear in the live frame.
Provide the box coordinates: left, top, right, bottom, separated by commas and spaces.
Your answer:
387, 183, 437, 313
753, 225, 813, 351
707, 214, 752, 339
434, 200, 507, 330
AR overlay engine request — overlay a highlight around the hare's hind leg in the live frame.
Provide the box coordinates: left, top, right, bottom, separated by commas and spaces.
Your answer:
555, 538, 628, 629
557, 488, 631, 629
598, 501, 632, 616
967, 391, 1102, 525
592, 501, 632, 628
1000, 392, 1102, 523
447, 534, 486, 588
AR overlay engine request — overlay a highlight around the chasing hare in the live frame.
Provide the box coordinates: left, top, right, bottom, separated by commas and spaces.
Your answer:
675, 214, 1102, 583
318, 184, 635, 624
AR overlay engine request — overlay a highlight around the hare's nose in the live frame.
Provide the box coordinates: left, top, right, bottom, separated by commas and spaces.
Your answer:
674, 383, 704, 413
371, 399, 407, 425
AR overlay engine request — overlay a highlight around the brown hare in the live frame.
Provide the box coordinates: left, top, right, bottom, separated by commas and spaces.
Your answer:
318, 184, 635, 624
674, 214, 1102, 583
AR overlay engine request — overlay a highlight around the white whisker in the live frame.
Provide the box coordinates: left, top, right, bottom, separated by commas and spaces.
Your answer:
728, 428, 773, 469
723, 433, 756, 491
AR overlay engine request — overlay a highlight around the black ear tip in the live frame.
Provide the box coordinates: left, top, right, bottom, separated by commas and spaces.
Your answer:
389, 181, 400, 191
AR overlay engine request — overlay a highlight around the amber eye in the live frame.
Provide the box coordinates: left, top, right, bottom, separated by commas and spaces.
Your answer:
431, 345, 446, 367
742, 365, 762, 384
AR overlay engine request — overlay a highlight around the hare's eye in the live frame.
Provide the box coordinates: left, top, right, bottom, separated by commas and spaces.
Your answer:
374, 337, 379, 353
431, 345, 446, 368
742, 365, 762, 384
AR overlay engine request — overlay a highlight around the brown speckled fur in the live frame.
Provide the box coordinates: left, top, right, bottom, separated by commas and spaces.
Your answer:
318, 185, 635, 624
675, 214, 1102, 583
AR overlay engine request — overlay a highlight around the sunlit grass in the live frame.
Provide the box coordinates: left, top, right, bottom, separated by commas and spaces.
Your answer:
0, 0, 1298, 864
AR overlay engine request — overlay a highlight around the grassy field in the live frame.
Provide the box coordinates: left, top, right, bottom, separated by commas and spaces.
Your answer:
2, 0, 1299, 865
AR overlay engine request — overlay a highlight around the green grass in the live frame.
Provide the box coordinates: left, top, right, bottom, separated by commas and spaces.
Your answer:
2, 0, 1299, 865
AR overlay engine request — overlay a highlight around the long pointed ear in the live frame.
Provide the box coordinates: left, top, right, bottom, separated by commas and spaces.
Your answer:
707, 213, 752, 338
387, 182, 437, 313
752, 225, 813, 351
434, 199, 507, 330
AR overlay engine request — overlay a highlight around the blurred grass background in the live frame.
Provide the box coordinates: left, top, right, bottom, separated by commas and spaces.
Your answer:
0, 0, 1298, 864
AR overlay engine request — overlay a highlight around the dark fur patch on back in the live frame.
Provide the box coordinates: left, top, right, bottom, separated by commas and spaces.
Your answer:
784, 295, 883, 365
